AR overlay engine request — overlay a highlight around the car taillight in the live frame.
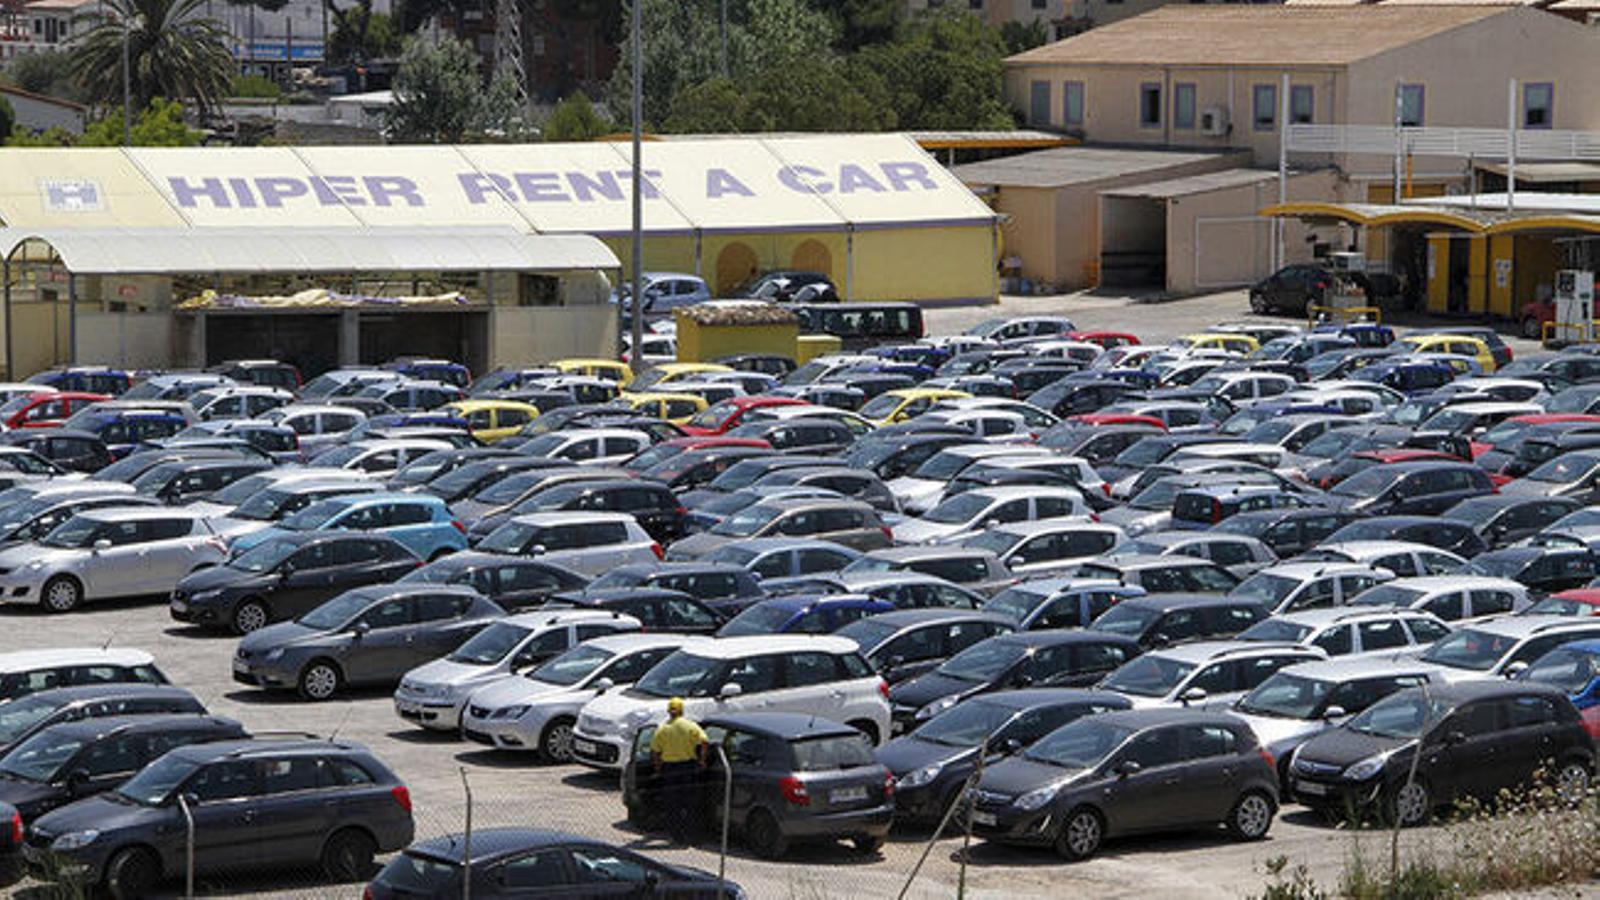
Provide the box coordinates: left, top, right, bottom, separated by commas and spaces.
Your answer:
391, 785, 413, 813
780, 775, 810, 806
884, 772, 896, 798
1212, 498, 1224, 524
1258, 748, 1275, 770
881, 526, 893, 541
675, 506, 687, 517
9, 809, 20, 845
651, 542, 665, 560
451, 520, 467, 535
363, 888, 374, 900
878, 679, 890, 700
1101, 483, 1112, 497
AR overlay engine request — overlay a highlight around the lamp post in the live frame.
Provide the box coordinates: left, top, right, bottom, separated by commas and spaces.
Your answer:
628, 0, 644, 374
121, 8, 130, 145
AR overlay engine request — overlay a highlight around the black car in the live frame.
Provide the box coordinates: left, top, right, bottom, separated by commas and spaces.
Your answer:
0, 429, 114, 473
1037, 422, 1164, 465
1213, 507, 1363, 558
1322, 515, 1489, 558
208, 359, 301, 390
1324, 460, 1497, 517
1464, 544, 1597, 597
641, 446, 774, 492
877, 689, 1131, 825
389, 447, 527, 490
420, 457, 555, 504
1287, 682, 1594, 825
455, 466, 630, 539
575, 562, 764, 615
171, 532, 421, 634
624, 713, 892, 859
400, 551, 589, 611
1442, 494, 1582, 549
967, 708, 1278, 859
725, 418, 857, 455
28, 738, 415, 898
888, 632, 1141, 736
1025, 379, 1135, 419
553, 588, 723, 635
129, 458, 274, 505
487, 478, 687, 543
844, 433, 971, 481
0, 714, 246, 821
1089, 594, 1269, 648
0, 684, 205, 755
835, 609, 1015, 685
1250, 263, 1331, 315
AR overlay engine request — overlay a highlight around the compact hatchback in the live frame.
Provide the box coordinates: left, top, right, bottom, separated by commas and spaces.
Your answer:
1099, 641, 1325, 709
0, 509, 226, 612
0, 683, 205, 755
475, 512, 662, 578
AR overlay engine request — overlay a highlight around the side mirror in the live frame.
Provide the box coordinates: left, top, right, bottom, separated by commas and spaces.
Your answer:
1149, 632, 1172, 649
1114, 760, 1142, 778
528, 544, 547, 556
999, 738, 1023, 755
718, 682, 743, 700
92, 538, 112, 552
1179, 686, 1208, 706
350, 621, 371, 638
1503, 661, 1529, 679
1322, 705, 1347, 722
983, 519, 1000, 530
885, 655, 906, 672
593, 677, 615, 694
180, 791, 200, 808
66, 769, 90, 794
1012, 672, 1034, 688
1444, 729, 1467, 746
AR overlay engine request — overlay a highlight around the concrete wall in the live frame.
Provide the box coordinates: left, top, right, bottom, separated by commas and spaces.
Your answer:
0, 88, 86, 135
1161, 169, 1339, 293
489, 305, 618, 367
74, 311, 175, 369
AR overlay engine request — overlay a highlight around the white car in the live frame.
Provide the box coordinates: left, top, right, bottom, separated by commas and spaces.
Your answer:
570, 635, 891, 770
926, 396, 1059, 432
310, 439, 455, 477
1236, 607, 1454, 658
261, 404, 368, 456
459, 633, 705, 760
891, 486, 1091, 544
393, 609, 642, 731
186, 385, 295, 421
886, 444, 1048, 514
957, 519, 1125, 578
475, 511, 663, 577
1227, 562, 1393, 616
0, 508, 225, 612
1347, 574, 1531, 623
1415, 615, 1600, 682
1099, 640, 1326, 709
0, 647, 169, 701
912, 409, 1031, 443
513, 429, 653, 467
182, 467, 372, 520
1298, 540, 1465, 579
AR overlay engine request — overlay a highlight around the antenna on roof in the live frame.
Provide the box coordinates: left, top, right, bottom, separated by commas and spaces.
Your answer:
100, 629, 119, 651
327, 705, 355, 744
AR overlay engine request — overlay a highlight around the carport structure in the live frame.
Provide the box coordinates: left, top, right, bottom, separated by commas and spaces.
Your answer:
0, 226, 619, 380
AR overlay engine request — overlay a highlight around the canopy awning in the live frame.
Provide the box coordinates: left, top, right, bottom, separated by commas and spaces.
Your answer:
0, 227, 620, 274
1258, 202, 1490, 231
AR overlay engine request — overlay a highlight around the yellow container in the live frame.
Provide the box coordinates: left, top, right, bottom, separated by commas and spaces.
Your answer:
795, 334, 842, 364
674, 310, 800, 363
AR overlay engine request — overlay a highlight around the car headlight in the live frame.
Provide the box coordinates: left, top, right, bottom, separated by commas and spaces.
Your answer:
25, 561, 44, 571
1343, 754, 1388, 781
51, 830, 99, 851
264, 648, 285, 662
495, 705, 531, 719
915, 695, 959, 720
898, 763, 943, 790
1014, 785, 1058, 811
190, 590, 221, 602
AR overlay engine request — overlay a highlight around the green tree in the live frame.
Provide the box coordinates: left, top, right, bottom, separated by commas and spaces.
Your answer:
384, 36, 531, 142
811, 0, 901, 50
4, 126, 77, 147
2, 50, 89, 103
542, 91, 615, 141
6, 97, 200, 147
232, 73, 283, 99
1000, 19, 1049, 55
329, 5, 402, 63
662, 77, 750, 134
857, 8, 1013, 130
71, 0, 236, 114
0, 97, 13, 144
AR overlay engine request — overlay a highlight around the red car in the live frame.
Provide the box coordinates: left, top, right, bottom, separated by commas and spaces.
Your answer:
1066, 330, 1140, 349
1531, 589, 1600, 617
1069, 412, 1167, 431
679, 396, 808, 437
622, 435, 772, 475
0, 391, 109, 429
1470, 413, 1600, 459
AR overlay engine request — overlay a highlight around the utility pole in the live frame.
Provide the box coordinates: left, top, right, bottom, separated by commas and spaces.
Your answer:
121, 10, 131, 145
629, 0, 644, 374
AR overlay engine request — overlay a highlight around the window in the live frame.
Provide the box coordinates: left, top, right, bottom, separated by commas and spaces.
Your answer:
359, 599, 411, 630
1398, 84, 1424, 127
1312, 626, 1354, 656
1063, 81, 1085, 126
1470, 590, 1514, 618
1139, 83, 1162, 128
1524, 83, 1553, 129
1187, 725, 1238, 758
1253, 84, 1277, 131
570, 848, 652, 886
189, 761, 259, 802
319, 757, 375, 787
1406, 617, 1451, 644
1358, 619, 1409, 651
498, 851, 572, 888
258, 757, 321, 794
1123, 727, 1183, 767
784, 652, 841, 688
1173, 83, 1196, 129
724, 655, 781, 693
1029, 81, 1050, 127
1290, 85, 1313, 124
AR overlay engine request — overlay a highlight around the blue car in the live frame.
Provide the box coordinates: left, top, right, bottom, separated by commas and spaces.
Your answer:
72, 410, 189, 459
716, 593, 896, 636
230, 492, 467, 560
384, 358, 472, 388
26, 366, 132, 396
1517, 638, 1600, 740
1349, 359, 1457, 397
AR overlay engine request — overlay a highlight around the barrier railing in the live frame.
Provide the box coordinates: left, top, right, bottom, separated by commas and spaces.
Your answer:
1541, 320, 1600, 346
1308, 304, 1383, 327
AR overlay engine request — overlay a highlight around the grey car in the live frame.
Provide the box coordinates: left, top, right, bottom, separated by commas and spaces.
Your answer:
232, 585, 504, 700
841, 545, 1017, 595
0, 683, 206, 755
699, 538, 864, 580
668, 498, 893, 559
26, 738, 414, 898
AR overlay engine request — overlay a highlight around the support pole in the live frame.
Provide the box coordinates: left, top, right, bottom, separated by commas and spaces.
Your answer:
67, 273, 77, 365
121, 14, 131, 145
1507, 78, 1518, 214
629, 0, 644, 375
2, 257, 10, 381
1277, 71, 1290, 273
1392, 81, 1404, 204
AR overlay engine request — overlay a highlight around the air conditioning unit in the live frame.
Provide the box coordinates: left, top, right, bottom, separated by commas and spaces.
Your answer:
1199, 106, 1230, 136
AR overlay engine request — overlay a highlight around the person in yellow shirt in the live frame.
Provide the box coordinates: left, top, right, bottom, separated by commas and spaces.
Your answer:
649, 696, 708, 843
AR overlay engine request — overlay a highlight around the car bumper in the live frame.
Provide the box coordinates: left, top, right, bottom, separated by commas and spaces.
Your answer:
570, 729, 628, 770
393, 694, 465, 731
22, 841, 103, 883
231, 656, 299, 690
0, 576, 43, 604
966, 803, 1058, 847
781, 803, 894, 841
1287, 772, 1381, 810
459, 714, 540, 751
169, 595, 228, 626
891, 781, 955, 825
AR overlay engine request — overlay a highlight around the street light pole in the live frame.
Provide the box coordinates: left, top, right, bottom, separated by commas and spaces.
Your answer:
719, 0, 727, 78
121, 10, 131, 145
629, 0, 644, 375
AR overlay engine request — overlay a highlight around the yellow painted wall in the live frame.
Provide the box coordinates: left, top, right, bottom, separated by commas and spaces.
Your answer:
796, 335, 842, 363
1488, 235, 1515, 318
676, 321, 799, 363
1426, 236, 1449, 314
851, 226, 996, 303
1515, 235, 1566, 316
1467, 235, 1488, 315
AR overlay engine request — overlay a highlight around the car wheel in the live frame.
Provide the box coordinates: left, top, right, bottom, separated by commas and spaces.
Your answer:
1226, 790, 1275, 841
321, 827, 377, 882
540, 717, 576, 763
852, 833, 885, 854
1556, 758, 1591, 805
298, 660, 343, 702
1388, 779, 1430, 827
232, 599, 270, 635
1055, 806, 1103, 861
847, 719, 880, 746
1249, 292, 1268, 315
1522, 316, 1543, 340
104, 847, 160, 900
42, 575, 82, 613
746, 808, 788, 860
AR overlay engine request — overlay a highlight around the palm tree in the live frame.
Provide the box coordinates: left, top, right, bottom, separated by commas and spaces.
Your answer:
72, 0, 236, 115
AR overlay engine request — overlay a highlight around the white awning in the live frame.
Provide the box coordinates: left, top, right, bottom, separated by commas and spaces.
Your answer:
0, 227, 620, 273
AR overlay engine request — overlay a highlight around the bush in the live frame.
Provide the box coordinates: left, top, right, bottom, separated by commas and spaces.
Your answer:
232, 74, 282, 99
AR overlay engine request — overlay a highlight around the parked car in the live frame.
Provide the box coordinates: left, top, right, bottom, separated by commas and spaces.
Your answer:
400, 551, 589, 612
835, 609, 1016, 685
0, 648, 168, 703
1414, 615, 1600, 682
0, 484, 157, 552
0, 683, 205, 755
575, 562, 764, 616
842, 545, 1015, 595
1100, 641, 1324, 709
1089, 594, 1269, 648
0, 509, 225, 612
669, 498, 892, 558
230, 492, 467, 562
1237, 608, 1452, 658
981, 579, 1147, 632
1324, 461, 1497, 516
1075, 555, 1241, 595
1517, 639, 1600, 738
717, 595, 893, 637
475, 512, 662, 578
1348, 574, 1531, 623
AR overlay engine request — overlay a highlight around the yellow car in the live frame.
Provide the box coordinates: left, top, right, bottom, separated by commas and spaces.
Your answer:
441, 400, 542, 443
628, 362, 732, 393
1174, 332, 1260, 356
616, 391, 709, 425
1396, 334, 1497, 373
551, 358, 634, 387
859, 388, 971, 425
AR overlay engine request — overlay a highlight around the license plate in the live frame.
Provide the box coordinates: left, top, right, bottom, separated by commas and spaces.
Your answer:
231, 659, 248, 675
1296, 779, 1328, 796
829, 786, 867, 803
970, 811, 997, 826
572, 738, 598, 756
170, 600, 188, 613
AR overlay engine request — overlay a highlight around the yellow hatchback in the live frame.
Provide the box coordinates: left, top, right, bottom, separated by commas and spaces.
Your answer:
1396, 334, 1497, 373
551, 358, 634, 387
441, 400, 541, 443
628, 362, 733, 393
859, 388, 971, 425
616, 391, 709, 424
1175, 332, 1261, 356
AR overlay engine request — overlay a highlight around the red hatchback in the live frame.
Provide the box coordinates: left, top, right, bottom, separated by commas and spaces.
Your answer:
680, 396, 808, 436
1069, 412, 1167, 431
0, 391, 109, 429
1066, 330, 1140, 349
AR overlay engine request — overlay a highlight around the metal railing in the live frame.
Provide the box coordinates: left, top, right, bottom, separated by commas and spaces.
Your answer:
1308, 304, 1383, 327
1541, 319, 1600, 346
1286, 124, 1600, 161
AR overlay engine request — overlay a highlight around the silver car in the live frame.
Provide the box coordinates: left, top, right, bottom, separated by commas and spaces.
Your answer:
0, 508, 225, 612
393, 609, 641, 732
475, 512, 663, 577
458, 632, 705, 761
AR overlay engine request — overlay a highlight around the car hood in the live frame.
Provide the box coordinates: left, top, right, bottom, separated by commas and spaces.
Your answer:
229, 527, 289, 553
468, 674, 588, 709
578, 689, 675, 733
239, 619, 327, 654
892, 519, 960, 545
890, 672, 984, 710
0, 775, 60, 814
874, 735, 972, 776
206, 516, 270, 539
677, 489, 721, 509
975, 756, 1088, 799
1296, 725, 1407, 769
665, 532, 733, 560
0, 544, 81, 567
450, 499, 496, 523
1495, 478, 1561, 497
401, 658, 503, 693
1229, 711, 1326, 751
176, 563, 267, 593
33, 792, 156, 838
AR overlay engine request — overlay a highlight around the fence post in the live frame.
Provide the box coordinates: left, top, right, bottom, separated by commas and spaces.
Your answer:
716, 744, 732, 899
178, 793, 195, 900
461, 767, 473, 900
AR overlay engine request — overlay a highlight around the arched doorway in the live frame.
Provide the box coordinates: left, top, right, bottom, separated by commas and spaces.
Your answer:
715, 242, 758, 295
791, 239, 832, 278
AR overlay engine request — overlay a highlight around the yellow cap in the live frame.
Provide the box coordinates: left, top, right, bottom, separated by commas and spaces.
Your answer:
668, 697, 685, 713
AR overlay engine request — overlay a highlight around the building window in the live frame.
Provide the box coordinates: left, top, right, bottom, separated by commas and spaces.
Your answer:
1524, 83, 1553, 129
1139, 83, 1162, 128
1398, 84, 1424, 127
1029, 81, 1051, 127
1290, 85, 1313, 124
1173, 83, 1196, 129
1252, 84, 1276, 131
1032, 0, 1046, 8
1063, 81, 1085, 126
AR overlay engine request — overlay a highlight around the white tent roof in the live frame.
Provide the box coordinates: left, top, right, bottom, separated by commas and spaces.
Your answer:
0, 227, 620, 274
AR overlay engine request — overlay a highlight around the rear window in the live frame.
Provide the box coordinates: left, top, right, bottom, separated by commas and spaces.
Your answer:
378, 854, 459, 893
1172, 493, 1219, 523
788, 733, 877, 771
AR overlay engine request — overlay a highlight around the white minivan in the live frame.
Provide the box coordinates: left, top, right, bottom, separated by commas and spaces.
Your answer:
569, 635, 891, 770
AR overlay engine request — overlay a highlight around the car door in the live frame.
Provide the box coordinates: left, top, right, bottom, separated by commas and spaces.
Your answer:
1101, 725, 1190, 834
1422, 700, 1503, 802
766, 651, 840, 715
342, 596, 417, 685
139, 518, 207, 589
83, 519, 150, 596
413, 593, 484, 661
717, 654, 784, 714
272, 542, 343, 618
237, 754, 333, 862
183, 760, 268, 871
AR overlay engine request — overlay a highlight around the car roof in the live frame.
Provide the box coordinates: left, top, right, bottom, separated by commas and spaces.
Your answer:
1314, 540, 1444, 557
676, 635, 859, 659
499, 608, 641, 629
1148, 639, 1316, 663
1253, 562, 1383, 580
1276, 654, 1442, 681
996, 630, 1139, 648
701, 711, 860, 740
841, 608, 1009, 629
859, 545, 995, 563
509, 511, 640, 527
1092, 707, 1250, 729
40, 713, 237, 739
166, 737, 372, 764
10, 684, 196, 706
1416, 680, 1569, 704
1269, 606, 1435, 627
962, 688, 1133, 711
1458, 614, 1598, 638
1119, 592, 1258, 611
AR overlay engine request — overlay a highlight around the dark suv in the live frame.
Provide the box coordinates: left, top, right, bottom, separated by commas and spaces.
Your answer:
27, 738, 415, 898
1325, 461, 1496, 517
0, 684, 205, 755
1089, 594, 1269, 648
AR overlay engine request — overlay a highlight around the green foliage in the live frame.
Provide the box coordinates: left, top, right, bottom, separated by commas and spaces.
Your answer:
232, 73, 283, 99
2, 50, 89, 103
330, 5, 402, 63
0, 97, 13, 144
662, 77, 750, 134
384, 36, 533, 142
856, 8, 1013, 130
1000, 19, 1049, 55
4, 126, 78, 147
5, 97, 199, 146
1255, 857, 1330, 900
542, 91, 616, 142
812, 0, 901, 50
71, 0, 236, 113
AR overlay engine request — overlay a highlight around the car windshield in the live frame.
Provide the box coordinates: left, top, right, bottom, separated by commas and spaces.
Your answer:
626, 443, 684, 472
1547, 389, 1600, 414
911, 451, 978, 481
1244, 420, 1297, 445
475, 472, 544, 505
1331, 467, 1397, 498
448, 623, 532, 666
923, 493, 991, 526
688, 402, 736, 431
208, 473, 277, 508
1418, 408, 1478, 435
1236, 672, 1333, 719
983, 586, 1047, 622
702, 545, 758, 567
935, 640, 1025, 683
0, 695, 63, 747
1298, 429, 1370, 460
312, 446, 366, 468
1238, 619, 1313, 644
914, 698, 1016, 748
1520, 647, 1600, 694
1100, 655, 1194, 698
1126, 477, 1191, 511
531, 644, 613, 686
1551, 508, 1600, 531
39, 516, 102, 549
1347, 692, 1451, 740
1527, 454, 1600, 484
718, 604, 795, 636
1420, 628, 1516, 671
1022, 719, 1133, 770
114, 752, 201, 806
228, 538, 298, 574
961, 530, 1021, 556
0, 730, 82, 781
478, 522, 540, 555
791, 734, 876, 771
631, 652, 723, 698
1444, 496, 1505, 523
297, 591, 374, 630
1462, 555, 1529, 580
1090, 604, 1159, 637
1113, 438, 1173, 468
0, 497, 59, 535
280, 499, 345, 531
1528, 597, 1599, 616
711, 505, 781, 537
518, 434, 570, 458
834, 618, 898, 654
588, 571, 648, 591
1229, 573, 1299, 606
130, 463, 182, 494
